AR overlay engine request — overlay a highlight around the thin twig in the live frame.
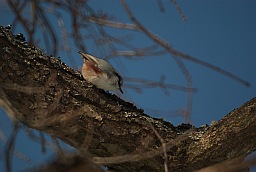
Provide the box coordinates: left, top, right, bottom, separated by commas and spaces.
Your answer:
124, 76, 197, 94
120, 0, 193, 121
120, 0, 250, 87
149, 123, 169, 172
92, 132, 190, 164
87, 17, 139, 31
5, 121, 19, 172
171, 0, 187, 21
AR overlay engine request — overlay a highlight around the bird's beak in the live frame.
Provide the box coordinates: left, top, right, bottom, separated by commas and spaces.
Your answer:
119, 87, 124, 94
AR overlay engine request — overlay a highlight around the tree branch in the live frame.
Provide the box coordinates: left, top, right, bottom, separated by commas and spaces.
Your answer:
0, 26, 255, 171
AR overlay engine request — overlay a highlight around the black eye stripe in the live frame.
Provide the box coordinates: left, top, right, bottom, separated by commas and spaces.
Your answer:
113, 71, 123, 87
117, 75, 124, 94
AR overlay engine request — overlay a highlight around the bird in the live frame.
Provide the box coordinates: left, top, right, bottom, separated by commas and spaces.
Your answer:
78, 51, 123, 94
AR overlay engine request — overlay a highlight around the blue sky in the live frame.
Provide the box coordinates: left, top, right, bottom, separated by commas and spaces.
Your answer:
0, 0, 256, 171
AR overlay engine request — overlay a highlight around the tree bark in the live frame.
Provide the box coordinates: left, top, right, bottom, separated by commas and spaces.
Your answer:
0, 26, 256, 172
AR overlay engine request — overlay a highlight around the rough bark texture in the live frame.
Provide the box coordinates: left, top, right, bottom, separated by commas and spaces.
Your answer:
0, 26, 256, 172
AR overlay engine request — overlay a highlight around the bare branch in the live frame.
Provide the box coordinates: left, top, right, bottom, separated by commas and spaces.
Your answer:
5, 121, 19, 172
171, 0, 187, 21
120, 0, 194, 121
87, 17, 139, 31
120, 0, 250, 87
124, 76, 197, 94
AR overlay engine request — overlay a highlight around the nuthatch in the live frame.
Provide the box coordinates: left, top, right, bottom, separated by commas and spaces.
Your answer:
78, 51, 123, 94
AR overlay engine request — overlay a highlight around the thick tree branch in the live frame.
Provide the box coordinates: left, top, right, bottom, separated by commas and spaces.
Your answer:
0, 26, 256, 171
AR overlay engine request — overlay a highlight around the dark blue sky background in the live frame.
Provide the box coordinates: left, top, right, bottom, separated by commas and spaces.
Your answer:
0, 0, 256, 171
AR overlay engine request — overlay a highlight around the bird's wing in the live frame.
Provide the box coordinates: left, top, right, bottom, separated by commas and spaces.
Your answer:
78, 51, 98, 65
